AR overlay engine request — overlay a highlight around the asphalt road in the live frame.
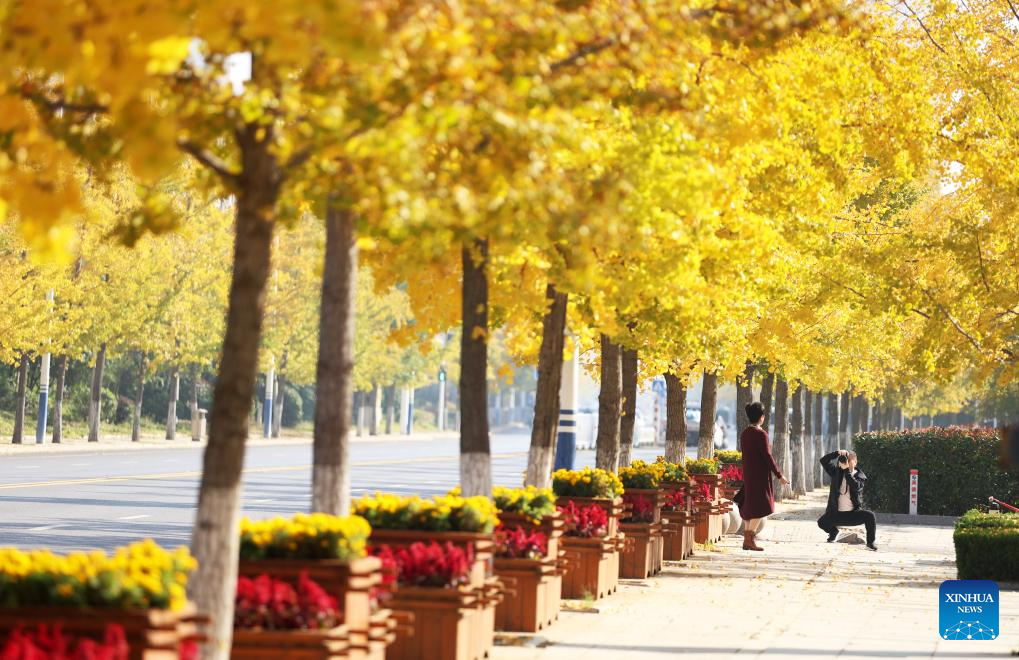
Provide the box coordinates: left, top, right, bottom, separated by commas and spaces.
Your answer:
0, 431, 689, 553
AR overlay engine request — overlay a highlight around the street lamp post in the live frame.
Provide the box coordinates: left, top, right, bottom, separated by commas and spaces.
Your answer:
553, 341, 580, 470
263, 360, 274, 439
438, 367, 447, 432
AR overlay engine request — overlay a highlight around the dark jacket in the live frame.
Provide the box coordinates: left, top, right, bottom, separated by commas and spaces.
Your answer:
819, 451, 867, 515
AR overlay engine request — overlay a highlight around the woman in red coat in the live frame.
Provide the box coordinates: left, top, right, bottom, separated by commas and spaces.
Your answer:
738, 401, 789, 551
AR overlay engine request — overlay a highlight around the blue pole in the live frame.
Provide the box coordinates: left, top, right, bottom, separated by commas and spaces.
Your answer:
553, 407, 577, 471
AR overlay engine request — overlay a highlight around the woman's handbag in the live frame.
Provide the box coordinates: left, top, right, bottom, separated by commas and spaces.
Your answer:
733, 486, 745, 508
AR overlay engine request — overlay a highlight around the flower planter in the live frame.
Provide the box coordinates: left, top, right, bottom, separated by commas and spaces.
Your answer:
238, 556, 390, 660
618, 489, 666, 578
493, 558, 558, 632
559, 535, 621, 600
690, 473, 721, 501
618, 521, 663, 579
384, 586, 478, 660
369, 530, 493, 590
0, 604, 204, 660
690, 474, 725, 544
664, 482, 696, 558
553, 496, 625, 539
231, 625, 350, 659
493, 512, 564, 633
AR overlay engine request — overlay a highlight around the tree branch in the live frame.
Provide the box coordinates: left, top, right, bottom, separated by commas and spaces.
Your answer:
177, 140, 240, 184
549, 37, 617, 72
901, 1, 948, 54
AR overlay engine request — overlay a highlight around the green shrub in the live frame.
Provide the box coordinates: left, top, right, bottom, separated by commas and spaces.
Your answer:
854, 427, 1019, 516
953, 509, 1019, 581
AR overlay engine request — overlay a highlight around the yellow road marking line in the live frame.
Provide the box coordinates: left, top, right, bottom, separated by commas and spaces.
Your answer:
0, 452, 529, 491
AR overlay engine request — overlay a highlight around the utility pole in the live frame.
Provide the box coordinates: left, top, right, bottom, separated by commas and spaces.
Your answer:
263, 359, 274, 439
36, 289, 54, 443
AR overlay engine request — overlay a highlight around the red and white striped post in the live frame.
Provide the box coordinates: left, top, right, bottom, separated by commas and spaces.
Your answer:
909, 469, 919, 516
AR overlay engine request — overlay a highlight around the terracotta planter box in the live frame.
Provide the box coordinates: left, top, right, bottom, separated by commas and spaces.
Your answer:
690, 473, 721, 501
0, 604, 204, 660
559, 535, 620, 600
618, 521, 663, 579
554, 496, 625, 538
661, 481, 699, 560
493, 558, 559, 633
370, 529, 494, 590
238, 556, 390, 660
385, 586, 478, 660
231, 625, 349, 659
694, 501, 724, 544
471, 577, 502, 660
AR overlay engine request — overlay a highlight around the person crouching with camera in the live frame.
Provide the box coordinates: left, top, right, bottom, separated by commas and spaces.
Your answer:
817, 449, 878, 551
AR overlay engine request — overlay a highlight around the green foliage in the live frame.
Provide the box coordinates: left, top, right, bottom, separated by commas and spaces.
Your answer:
685, 458, 720, 475
854, 428, 1019, 516
953, 510, 1019, 581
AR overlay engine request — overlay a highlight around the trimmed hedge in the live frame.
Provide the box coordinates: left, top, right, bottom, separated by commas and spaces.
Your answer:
953, 509, 1019, 581
854, 427, 1019, 516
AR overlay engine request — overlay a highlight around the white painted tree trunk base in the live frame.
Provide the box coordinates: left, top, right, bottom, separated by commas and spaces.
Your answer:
190, 485, 242, 660
525, 445, 554, 489
460, 452, 492, 496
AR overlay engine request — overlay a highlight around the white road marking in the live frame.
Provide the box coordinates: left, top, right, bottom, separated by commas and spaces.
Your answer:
249, 499, 273, 504
117, 514, 150, 520
29, 524, 64, 531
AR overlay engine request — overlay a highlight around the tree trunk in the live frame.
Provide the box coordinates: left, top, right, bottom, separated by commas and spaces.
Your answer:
813, 391, 824, 487
368, 384, 380, 436
312, 205, 358, 516
385, 384, 396, 434
803, 389, 814, 490
663, 372, 687, 463
52, 355, 67, 444
759, 370, 775, 435
790, 383, 805, 496
189, 129, 280, 660
271, 374, 284, 438
595, 334, 622, 472
773, 376, 790, 500
618, 347, 638, 468
525, 284, 567, 488
861, 399, 870, 435
132, 353, 147, 442
839, 390, 851, 450
825, 393, 839, 485
872, 400, 881, 432
459, 238, 492, 496
87, 343, 107, 442
11, 353, 29, 444
697, 371, 718, 459
355, 391, 366, 436
166, 366, 180, 440
735, 360, 755, 448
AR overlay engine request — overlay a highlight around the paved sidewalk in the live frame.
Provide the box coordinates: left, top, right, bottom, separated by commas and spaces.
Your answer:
495, 491, 1019, 659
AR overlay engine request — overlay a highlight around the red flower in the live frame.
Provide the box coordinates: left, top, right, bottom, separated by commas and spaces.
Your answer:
234, 572, 341, 630
663, 488, 686, 509
557, 501, 608, 538
370, 542, 473, 589
622, 494, 654, 523
720, 464, 743, 484
494, 525, 548, 559
0, 623, 129, 660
